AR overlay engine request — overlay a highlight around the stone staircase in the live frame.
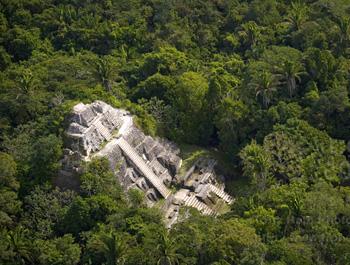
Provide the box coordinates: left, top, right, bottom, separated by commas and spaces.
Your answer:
208, 184, 234, 204
183, 193, 216, 216
117, 137, 171, 199
200, 172, 212, 183
94, 120, 112, 140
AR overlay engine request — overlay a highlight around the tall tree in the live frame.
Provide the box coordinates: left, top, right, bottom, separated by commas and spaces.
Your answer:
100, 232, 126, 265
35, 235, 81, 265
0, 152, 21, 228
90, 56, 117, 92
168, 71, 210, 144
240, 140, 274, 191
5, 226, 33, 265
238, 21, 261, 49
334, 16, 350, 56
287, 1, 309, 31
156, 229, 181, 265
250, 71, 279, 108
275, 60, 305, 97
15, 69, 36, 100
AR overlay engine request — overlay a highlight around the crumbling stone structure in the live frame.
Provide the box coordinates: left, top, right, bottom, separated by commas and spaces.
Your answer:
59, 101, 233, 227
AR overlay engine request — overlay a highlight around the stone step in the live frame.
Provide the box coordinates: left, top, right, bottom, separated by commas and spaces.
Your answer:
117, 138, 171, 199
94, 120, 112, 140
183, 194, 215, 216
200, 172, 212, 183
185, 195, 193, 205
209, 184, 234, 204
186, 195, 195, 206
193, 200, 200, 209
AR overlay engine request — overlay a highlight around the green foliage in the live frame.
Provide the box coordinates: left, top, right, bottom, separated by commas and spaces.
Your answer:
0, 226, 34, 265
286, 1, 309, 31
87, 195, 119, 224
22, 185, 75, 238
83, 226, 132, 265
0, 152, 18, 190
240, 140, 274, 191
80, 158, 124, 201
127, 188, 145, 208
3, 26, 42, 61
267, 233, 315, 265
168, 71, 211, 144
140, 46, 188, 79
244, 206, 280, 241
247, 0, 281, 26
0, 153, 21, 228
301, 181, 344, 227
201, 218, 267, 264
34, 234, 81, 265
133, 73, 175, 101
30, 134, 62, 183
241, 119, 349, 184
215, 97, 253, 155
59, 196, 93, 237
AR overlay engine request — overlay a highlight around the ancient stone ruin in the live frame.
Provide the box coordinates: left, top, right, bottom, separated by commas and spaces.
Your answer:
59, 101, 234, 227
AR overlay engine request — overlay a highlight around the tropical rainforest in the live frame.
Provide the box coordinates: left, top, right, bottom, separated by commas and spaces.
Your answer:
1, 0, 350, 264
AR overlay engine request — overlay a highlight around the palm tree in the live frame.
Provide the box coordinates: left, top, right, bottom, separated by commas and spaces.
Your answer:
91, 56, 115, 92
16, 69, 36, 100
239, 21, 261, 48
334, 16, 350, 56
250, 71, 279, 108
156, 230, 181, 265
100, 232, 126, 265
240, 141, 273, 192
286, 1, 309, 31
275, 60, 305, 98
6, 226, 34, 265
59, 5, 77, 26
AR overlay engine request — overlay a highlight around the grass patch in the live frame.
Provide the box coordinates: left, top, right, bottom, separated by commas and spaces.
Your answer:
213, 199, 231, 214
178, 144, 212, 176
178, 143, 238, 177
177, 143, 252, 199
153, 198, 165, 209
